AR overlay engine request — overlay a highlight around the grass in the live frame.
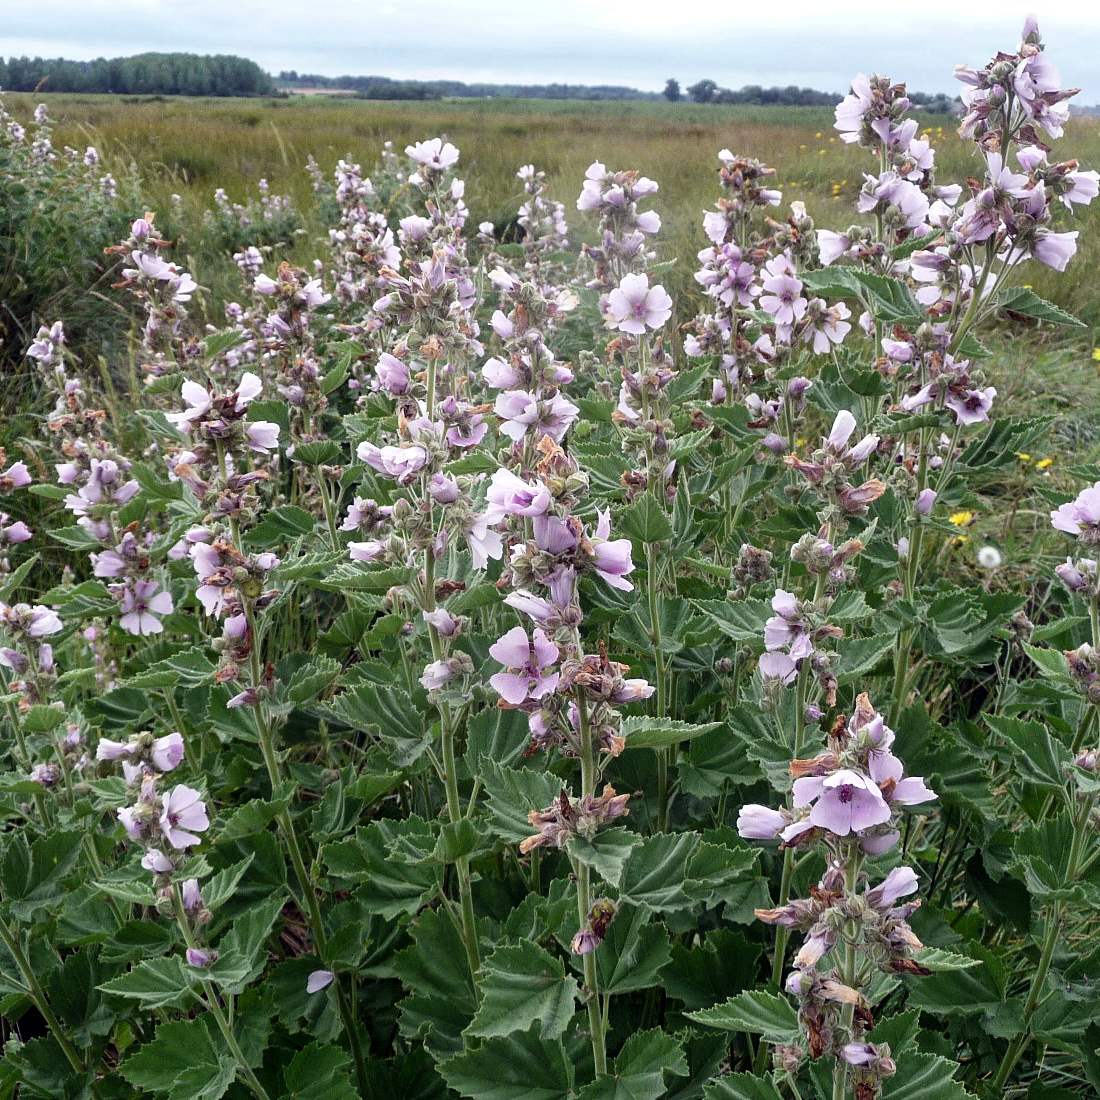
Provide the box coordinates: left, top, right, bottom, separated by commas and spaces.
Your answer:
4, 91, 1098, 456
7, 91, 1100, 319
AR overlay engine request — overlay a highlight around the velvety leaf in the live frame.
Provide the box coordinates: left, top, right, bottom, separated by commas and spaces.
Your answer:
439, 1027, 574, 1100
703, 1073, 784, 1100
282, 1041, 358, 1099
118, 1016, 235, 1100
575, 1028, 687, 1100
986, 715, 1071, 792
466, 940, 579, 1040
619, 833, 700, 912
686, 990, 798, 1041
622, 717, 722, 750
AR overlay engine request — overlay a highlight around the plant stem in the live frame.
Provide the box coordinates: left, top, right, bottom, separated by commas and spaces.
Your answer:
990, 701, 1096, 1091
0, 912, 87, 1080
648, 540, 670, 831
575, 693, 608, 1077
831, 851, 863, 1100
318, 471, 341, 550
170, 886, 271, 1100
418, 353, 481, 978
239, 599, 369, 1096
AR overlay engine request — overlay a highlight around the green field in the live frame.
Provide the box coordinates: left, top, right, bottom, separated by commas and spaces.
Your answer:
9, 91, 1100, 317
5, 91, 1099, 462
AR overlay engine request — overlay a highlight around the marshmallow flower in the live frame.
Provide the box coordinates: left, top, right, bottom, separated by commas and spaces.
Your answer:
159, 785, 210, 849
118, 580, 174, 636
606, 274, 673, 334
1051, 481, 1100, 540
488, 626, 560, 705
793, 769, 892, 836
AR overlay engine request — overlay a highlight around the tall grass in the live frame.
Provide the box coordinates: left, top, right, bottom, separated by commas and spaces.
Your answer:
8, 91, 1100, 325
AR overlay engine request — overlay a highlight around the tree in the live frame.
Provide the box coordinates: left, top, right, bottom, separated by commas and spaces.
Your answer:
687, 78, 717, 104
662, 78, 681, 102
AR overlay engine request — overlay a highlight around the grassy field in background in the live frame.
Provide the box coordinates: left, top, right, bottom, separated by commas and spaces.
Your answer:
7, 92, 1100, 306
5, 91, 1099, 460
8, 91, 1100, 317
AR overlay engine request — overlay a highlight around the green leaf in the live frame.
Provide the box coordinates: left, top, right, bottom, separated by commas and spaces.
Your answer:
99, 956, 197, 1010
996, 286, 1086, 328
20, 705, 65, 733
986, 715, 1071, 792
119, 1016, 236, 1099
287, 655, 341, 704
837, 633, 896, 682
621, 494, 673, 544
321, 359, 352, 394
567, 827, 643, 887
200, 856, 254, 911
847, 270, 923, 323
218, 784, 295, 842
324, 682, 431, 766
1022, 643, 1073, 684
575, 1028, 688, 1100
48, 524, 103, 550
622, 717, 722, 750
395, 907, 480, 1053
881, 1053, 973, 1099
119, 646, 216, 691
481, 758, 561, 844
204, 329, 248, 359
686, 835, 760, 907
703, 1073, 785, 1100
906, 947, 1004, 1017
619, 833, 700, 912
282, 1041, 358, 1100
694, 599, 769, 643
591, 903, 672, 996
324, 820, 438, 918
913, 948, 983, 972
466, 941, 579, 1040
0, 553, 39, 602
2, 830, 82, 920
686, 990, 799, 1042
439, 1027, 574, 1100
206, 894, 285, 990
293, 440, 343, 466
956, 417, 1052, 475
665, 928, 761, 1010
131, 460, 185, 502
679, 725, 760, 799
243, 505, 316, 549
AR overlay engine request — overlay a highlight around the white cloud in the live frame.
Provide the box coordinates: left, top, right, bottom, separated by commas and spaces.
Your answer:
7, 1, 1100, 99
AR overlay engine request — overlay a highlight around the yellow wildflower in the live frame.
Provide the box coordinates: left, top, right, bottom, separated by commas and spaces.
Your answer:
1036, 457, 1054, 470
815, 131, 823, 138
1091, 348, 1100, 362
949, 510, 974, 527
1016, 452, 1032, 463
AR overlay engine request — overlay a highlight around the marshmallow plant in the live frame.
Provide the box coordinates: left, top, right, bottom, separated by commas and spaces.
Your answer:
0, 16, 1097, 1100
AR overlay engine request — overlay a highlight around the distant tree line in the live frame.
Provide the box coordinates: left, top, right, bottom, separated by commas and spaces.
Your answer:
277, 71, 959, 112
667, 76, 957, 112
277, 72, 660, 101
0, 53, 275, 97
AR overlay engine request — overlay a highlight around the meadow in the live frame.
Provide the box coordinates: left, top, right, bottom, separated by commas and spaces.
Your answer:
10, 89, 1100, 317
3, 23, 1100, 1098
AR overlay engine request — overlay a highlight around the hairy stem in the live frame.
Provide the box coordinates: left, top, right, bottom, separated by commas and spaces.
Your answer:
575, 692, 608, 1077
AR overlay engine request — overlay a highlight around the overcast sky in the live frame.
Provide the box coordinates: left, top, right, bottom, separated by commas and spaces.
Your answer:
8, 1, 1100, 100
